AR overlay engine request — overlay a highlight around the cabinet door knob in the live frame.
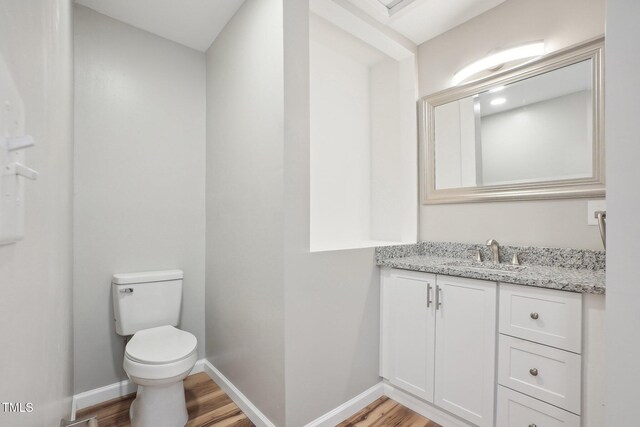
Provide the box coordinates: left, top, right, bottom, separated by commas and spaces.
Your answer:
530, 312, 539, 320
529, 368, 538, 376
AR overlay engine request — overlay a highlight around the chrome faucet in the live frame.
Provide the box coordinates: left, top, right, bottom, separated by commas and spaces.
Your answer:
486, 239, 500, 264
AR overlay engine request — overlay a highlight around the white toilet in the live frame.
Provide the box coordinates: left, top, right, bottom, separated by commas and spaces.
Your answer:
112, 270, 197, 427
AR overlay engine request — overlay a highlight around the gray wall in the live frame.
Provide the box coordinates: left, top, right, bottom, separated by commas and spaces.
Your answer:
480, 91, 592, 185
205, 1, 381, 425
605, 0, 640, 424
418, 0, 605, 250
283, 1, 381, 425
0, 0, 74, 425
205, 0, 286, 424
73, 6, 206, 393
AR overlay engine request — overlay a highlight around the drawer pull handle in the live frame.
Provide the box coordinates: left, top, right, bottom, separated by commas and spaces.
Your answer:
530, 312, 539, 320
529, 424, 537, 427
529, 368, 539, 376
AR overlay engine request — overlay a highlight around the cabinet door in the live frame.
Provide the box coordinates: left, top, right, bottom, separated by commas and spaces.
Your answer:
381, 268, 436, 402
434, 276, 497, 427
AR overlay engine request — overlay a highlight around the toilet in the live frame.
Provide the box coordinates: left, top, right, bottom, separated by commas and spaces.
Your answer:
112, 270, 197, 427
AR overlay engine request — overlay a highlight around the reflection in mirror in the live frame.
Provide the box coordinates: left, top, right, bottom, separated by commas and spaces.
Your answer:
422, 38, 604, 204
435, 60, 592, 189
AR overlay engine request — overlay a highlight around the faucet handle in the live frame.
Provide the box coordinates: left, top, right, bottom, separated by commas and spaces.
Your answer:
512, 253, 520, 265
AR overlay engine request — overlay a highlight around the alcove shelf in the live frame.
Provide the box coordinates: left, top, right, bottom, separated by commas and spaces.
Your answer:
309, 2, 418, 252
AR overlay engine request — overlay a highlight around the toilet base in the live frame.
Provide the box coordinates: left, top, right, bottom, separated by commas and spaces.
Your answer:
130, 380, 188, 427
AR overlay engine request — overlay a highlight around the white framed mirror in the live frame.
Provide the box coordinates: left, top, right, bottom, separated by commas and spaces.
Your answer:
420, 37, 604, 204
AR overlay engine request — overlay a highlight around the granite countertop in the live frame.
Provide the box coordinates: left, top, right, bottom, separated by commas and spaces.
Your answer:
376, 242, 606, 295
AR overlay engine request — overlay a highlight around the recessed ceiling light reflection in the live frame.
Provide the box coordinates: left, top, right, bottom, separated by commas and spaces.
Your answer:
489, 86, 505, 93
490, 97, 506, 106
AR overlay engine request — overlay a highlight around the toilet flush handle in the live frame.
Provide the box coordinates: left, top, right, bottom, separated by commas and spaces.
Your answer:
120, 288, 134, 294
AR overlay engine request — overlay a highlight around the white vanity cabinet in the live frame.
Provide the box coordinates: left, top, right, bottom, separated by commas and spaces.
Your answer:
380, 268, 497, 427
497, 284, 583, 426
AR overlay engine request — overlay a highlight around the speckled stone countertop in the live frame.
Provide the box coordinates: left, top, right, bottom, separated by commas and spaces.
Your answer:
376, 242, 605, 294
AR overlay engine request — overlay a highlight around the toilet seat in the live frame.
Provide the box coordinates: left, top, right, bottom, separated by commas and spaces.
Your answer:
126, 325, 197, 364
124, 325, 198, 384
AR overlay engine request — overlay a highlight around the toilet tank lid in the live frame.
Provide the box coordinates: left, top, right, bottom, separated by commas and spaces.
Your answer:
112, 269, 183, 285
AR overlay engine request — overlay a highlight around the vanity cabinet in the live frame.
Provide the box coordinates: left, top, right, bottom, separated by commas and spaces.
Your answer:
380, 268, 497, 427
497, 284, 583, 426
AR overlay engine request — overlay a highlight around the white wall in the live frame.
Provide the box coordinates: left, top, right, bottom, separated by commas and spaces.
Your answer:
73, 6, 206, 393
370, 57, 419, 243
310, 38, 372, 249
0, 1, 74, 425
481, 91, 592, 185
605, 0, 640, 424
205, 0, 286, 425
434, 97, 477, 189
418, 0, 605, 249
309, 12, 417, 250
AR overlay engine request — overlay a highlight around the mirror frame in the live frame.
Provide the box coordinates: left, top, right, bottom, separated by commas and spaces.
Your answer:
420, 37, 604, 204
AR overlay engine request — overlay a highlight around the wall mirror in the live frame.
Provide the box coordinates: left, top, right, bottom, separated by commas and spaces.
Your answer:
420, 38, 604, 204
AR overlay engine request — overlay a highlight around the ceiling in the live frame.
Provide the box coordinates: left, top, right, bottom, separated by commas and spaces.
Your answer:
75, 0, 506, 52
349, 0, 507, 45
75, 0, 245, 52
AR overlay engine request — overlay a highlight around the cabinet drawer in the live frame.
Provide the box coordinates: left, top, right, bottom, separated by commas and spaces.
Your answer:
498, 335, 581, 414
497, 386, 580, 427
499, 284, 582, 353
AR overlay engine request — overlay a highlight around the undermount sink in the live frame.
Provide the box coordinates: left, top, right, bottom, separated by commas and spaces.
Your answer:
443, 260, 527, 274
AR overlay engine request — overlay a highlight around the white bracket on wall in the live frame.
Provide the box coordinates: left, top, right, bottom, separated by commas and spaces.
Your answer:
0, 52, 39, 245
1, 134, 34, 151
4, 161, 39, 180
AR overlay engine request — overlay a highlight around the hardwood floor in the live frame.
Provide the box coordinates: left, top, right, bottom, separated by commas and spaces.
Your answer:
75, 372, 254, 427
337, 397, 441, 427
77, 375, 440, 427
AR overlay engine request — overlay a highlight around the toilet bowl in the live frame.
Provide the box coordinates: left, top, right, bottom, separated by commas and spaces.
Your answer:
111, 269, 197, 427
124, 325, 198, 427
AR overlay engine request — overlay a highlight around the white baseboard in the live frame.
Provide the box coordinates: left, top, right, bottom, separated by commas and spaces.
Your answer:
382, 382, 472, 427
201, 359, 275, 427
303, 382, 384, 427
71, 358, 206, 420
71, 379, 136, 419
72, 362, 471, 427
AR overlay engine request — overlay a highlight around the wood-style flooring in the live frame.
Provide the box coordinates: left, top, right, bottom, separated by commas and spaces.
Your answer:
338, 396, 441, 427
76, 372, 253, 427
76, 374, 440, 427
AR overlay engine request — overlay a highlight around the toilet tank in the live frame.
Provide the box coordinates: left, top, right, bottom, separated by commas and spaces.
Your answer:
112, 269, 183, 336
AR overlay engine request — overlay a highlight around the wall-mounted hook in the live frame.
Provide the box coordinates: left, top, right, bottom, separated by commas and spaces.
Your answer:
4, 161, 38, 180
1, 134, 34, 151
